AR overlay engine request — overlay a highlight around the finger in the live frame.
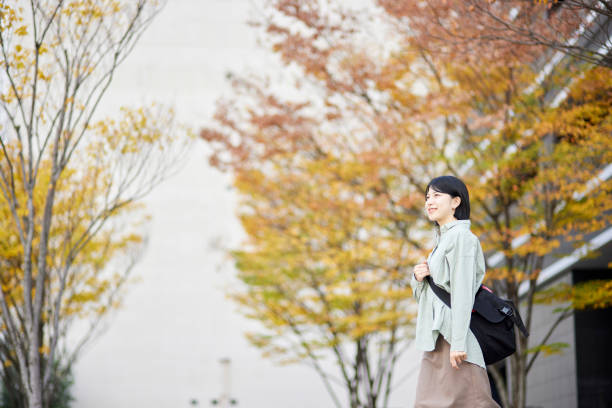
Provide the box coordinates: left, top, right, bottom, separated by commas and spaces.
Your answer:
455, 356, 462, 368
450, 357, 457, 369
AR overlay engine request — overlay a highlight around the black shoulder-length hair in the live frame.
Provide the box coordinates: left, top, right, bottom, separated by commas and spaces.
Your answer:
425, 175, 470, 220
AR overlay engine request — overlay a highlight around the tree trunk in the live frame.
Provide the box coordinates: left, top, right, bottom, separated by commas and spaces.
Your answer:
26, 357, 43, 408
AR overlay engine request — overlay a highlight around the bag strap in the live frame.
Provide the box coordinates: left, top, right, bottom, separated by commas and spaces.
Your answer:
505, 300, 530, 338
424, 275, 451, 308
424, 276, 529, 338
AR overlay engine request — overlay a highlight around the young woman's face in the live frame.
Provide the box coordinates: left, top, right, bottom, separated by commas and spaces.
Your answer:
425, 188, 460, 225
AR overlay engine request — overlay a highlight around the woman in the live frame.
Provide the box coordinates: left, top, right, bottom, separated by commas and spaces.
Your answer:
411, 175, 499, 407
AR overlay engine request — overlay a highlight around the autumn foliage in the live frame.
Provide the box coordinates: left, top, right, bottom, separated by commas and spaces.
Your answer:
379, 0, 611, 68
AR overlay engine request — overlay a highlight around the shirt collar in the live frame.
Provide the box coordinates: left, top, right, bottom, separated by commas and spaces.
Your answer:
440, 219, 470, 234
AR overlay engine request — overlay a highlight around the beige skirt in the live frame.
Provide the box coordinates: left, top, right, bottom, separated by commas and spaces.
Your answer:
414, 335, 500, 408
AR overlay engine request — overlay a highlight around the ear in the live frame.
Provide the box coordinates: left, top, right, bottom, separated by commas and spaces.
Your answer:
451, 196, 461, 212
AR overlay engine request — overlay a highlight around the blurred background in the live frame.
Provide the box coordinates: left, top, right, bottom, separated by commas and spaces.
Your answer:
0, 1, 610, 408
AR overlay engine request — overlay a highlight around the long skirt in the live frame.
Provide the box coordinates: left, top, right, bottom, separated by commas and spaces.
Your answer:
414, 335, 500, 408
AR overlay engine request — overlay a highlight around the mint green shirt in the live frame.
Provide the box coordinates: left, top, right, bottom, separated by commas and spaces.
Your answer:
410, 219, 487, 368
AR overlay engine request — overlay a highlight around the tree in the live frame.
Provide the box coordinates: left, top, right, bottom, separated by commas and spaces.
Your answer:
0, 2, 187, 407
0, 104, 182, 408
201, 4, 434, 405
230, 154, 419, 408
1, 359, 74, 408
379, 0, 612, 68
0, 146, 140, 408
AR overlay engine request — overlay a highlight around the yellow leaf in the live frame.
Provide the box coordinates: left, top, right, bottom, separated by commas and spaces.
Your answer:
15, 25, 27, 36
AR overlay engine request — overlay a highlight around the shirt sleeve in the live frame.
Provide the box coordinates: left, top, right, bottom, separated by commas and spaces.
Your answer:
446, 232, 478, 352
410, 271, 426, 302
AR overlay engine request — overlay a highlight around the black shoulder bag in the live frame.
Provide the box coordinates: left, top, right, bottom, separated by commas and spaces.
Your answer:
425, 275, 529, 365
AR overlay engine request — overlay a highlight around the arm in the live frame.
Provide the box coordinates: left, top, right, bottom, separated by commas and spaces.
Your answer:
447, 233, 478, 353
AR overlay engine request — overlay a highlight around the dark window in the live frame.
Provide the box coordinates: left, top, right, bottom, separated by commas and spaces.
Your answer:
572, 268, 612, 408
